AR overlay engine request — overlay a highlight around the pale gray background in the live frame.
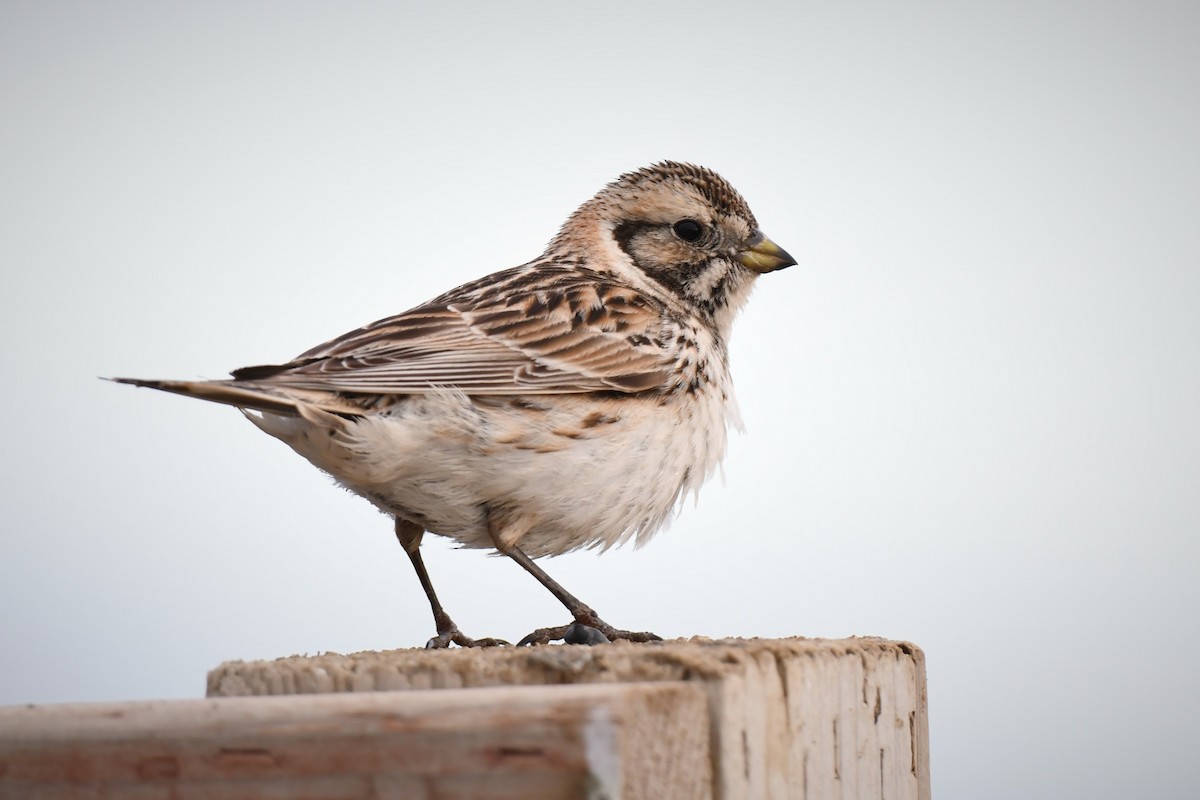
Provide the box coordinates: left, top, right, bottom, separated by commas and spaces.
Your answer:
2, 2, 1197, 797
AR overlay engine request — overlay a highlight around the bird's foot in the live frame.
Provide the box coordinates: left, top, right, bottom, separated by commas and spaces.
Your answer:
518, 619, 662, 647
424, 627, 509, 649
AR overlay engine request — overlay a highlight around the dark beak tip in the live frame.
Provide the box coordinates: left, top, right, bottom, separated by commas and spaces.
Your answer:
736, 231, 796, 273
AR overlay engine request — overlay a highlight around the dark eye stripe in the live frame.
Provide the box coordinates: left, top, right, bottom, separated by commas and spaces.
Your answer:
609, 220, 729, 313
612, 220, 655, 257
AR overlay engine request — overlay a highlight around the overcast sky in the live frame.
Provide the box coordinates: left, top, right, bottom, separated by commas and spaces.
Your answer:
2, 2, 1197, 798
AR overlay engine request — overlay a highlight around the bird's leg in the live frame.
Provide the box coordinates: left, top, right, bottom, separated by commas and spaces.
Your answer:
502, 544, 663, 646
395, 519, 507, 649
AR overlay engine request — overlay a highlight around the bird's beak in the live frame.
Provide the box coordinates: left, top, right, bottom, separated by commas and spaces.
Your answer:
736, 230, 797, 273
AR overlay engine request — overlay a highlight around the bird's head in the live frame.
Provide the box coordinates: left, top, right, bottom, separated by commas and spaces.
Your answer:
552, 161, 795, 329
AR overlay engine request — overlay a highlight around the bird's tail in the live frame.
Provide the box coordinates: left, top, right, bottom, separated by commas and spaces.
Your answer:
107, 377, 316, 417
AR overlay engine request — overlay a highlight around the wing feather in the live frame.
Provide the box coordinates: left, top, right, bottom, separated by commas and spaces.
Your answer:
230, 266, 682, 395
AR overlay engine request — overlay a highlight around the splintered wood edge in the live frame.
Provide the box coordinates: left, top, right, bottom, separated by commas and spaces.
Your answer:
207, 636, 922, 697
0, 682, 712, 799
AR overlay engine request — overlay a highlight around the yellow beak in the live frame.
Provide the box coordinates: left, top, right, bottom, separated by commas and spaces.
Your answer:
736, 230, 797, 273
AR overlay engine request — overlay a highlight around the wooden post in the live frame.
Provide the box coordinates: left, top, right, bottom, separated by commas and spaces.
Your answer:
0, 637, 929, 799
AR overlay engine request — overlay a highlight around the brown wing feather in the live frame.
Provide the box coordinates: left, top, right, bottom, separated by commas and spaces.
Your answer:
231, 265, 681, 395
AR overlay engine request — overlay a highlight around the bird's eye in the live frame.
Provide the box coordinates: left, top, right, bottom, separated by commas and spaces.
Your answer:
672, 219, 704, 243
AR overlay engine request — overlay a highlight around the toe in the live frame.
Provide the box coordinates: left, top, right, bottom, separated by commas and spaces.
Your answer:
518, 625, 570, 646
424, 627, 509, 649
462, 636, 510, 648
608, 629, 663, 643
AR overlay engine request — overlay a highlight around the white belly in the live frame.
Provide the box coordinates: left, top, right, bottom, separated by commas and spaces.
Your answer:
246, 387, 735, 557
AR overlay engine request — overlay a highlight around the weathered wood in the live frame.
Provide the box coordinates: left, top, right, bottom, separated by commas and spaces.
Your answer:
0, 681, 709, 800
207, 636, 930, 800
1, 637, 928, 799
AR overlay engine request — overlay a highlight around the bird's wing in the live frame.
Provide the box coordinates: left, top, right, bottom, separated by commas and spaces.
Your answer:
230, 266, 686, 395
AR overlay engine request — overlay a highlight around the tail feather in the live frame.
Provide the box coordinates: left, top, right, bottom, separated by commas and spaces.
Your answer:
107, 377, 316, 417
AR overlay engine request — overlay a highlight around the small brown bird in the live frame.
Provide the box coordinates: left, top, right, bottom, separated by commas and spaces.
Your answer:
115, 162, 795, 647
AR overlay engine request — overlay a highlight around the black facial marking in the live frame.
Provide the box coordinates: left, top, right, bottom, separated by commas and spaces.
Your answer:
612, 221, 655, 257
639, 259, 713, 302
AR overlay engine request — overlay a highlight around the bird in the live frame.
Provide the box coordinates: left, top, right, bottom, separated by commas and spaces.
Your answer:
113, 161, 795, 648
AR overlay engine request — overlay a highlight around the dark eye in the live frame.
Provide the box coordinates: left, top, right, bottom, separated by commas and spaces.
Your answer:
672, 219, 704, 243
